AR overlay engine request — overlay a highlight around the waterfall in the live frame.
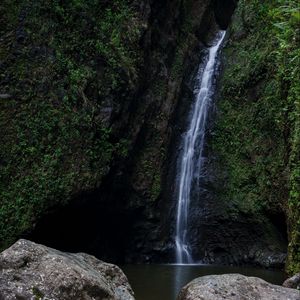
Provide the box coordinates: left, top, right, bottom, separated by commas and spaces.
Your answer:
175, 31, 226, 264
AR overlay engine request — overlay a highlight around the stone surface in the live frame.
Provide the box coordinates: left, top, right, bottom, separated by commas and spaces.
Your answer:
283, 273, 300, 290
0, 239, 134, 300
177, 274, 300, 300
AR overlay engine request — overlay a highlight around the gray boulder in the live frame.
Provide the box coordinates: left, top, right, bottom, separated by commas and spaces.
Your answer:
177, 273, 300, 300
0, 239, 135, 300
283, 273, 300, 290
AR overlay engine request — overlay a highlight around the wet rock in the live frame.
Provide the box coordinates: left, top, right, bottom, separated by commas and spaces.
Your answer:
0, 93, 11, 99
177, 274, 300, 300
283, 273, 300, 290
253, 251, 287, 269
16, 30, 27, 43
186, 190, 287, 268
184, 129, 288, 267
0, 239, 135, 300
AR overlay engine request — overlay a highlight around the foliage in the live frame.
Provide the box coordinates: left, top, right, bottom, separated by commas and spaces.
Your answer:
213, 0, 300, 274
0, 0, 142, 249
270, 0, 300, 275
0, 0, 208, 250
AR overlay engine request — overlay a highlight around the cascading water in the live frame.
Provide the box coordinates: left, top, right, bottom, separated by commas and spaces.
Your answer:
175, 31, 226, 264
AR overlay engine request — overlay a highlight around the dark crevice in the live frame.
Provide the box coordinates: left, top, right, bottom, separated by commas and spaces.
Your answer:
213, 0, 238, 29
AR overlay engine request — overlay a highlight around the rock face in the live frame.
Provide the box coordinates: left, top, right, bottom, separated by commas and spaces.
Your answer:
177, 274, 300, 300
185, 192, 287, 267
184, 0, 291, 268
1, 0, 232, 263
25, 0, 234, 264
283, 273, 300, 290
208, 0, 299, 273
0, 239, 134, 300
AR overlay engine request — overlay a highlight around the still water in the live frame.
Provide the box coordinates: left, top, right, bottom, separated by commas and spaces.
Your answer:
122, 264, 285, 300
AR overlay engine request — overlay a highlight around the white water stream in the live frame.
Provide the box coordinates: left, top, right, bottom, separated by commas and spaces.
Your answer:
175, 31, 226, 264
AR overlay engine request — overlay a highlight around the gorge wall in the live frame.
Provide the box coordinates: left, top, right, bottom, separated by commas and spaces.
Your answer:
209, 0, 299, 273
1, 0, 299, 274
0, 0, 235, 261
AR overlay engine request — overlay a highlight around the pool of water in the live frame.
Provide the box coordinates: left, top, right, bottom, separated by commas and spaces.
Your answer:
122, 264, 286, 300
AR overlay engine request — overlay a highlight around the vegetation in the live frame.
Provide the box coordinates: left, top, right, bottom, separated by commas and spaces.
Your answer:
213, 0, 299, 274
0, 0, 142, 249
0, 0, 204, 250
127, 0, 208, 203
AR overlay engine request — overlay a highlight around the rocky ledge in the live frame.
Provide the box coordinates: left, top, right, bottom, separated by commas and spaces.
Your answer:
283, 273, 300, 290
0, 239, 134, 300
178, 274, 300, 300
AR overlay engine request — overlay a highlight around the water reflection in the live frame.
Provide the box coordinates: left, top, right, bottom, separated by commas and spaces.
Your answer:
173, 265, 182, 299
122, 264, 285, 300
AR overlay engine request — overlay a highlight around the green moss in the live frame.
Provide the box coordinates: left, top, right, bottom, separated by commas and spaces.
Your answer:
213, 0, 300, 274
286, 73, 300, 275
0, 0, 142, 249
32, 287, 44, 300
0, 0, 209, 249
132, 129, 166, 202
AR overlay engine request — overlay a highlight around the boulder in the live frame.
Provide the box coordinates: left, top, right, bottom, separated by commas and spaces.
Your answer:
0, 239, 134, 300
177, 274, 300, 300
283, 273, 300, 290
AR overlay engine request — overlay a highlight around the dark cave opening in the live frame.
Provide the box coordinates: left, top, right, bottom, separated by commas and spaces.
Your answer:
27, 188, 137, 264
